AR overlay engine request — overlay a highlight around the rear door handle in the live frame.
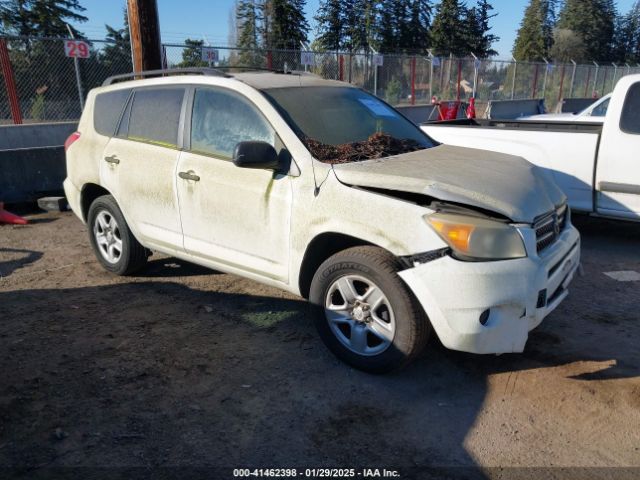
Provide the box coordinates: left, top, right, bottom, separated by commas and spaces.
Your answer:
104, 155, 120, 164
178, 171, 200, 182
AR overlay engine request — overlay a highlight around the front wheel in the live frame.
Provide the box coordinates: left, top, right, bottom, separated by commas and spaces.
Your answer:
309, 246, 431, 373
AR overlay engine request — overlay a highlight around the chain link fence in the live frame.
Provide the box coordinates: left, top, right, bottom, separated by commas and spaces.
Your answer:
2, 35, 640, 124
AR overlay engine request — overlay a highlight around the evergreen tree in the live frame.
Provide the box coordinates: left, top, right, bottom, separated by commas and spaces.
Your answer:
0, 0, 86, 37
512, 0, 555, 61
101, 8, 131, 74
263, 0, 308, 49
236, 0, 262, 65
612, 0, 640, 63
465, 0, 498, 57
315, 0, 343, 51
178, 39, 209, 68
403, 0, 431, 53
430, 0, 467, 55
557, 0, 616, 61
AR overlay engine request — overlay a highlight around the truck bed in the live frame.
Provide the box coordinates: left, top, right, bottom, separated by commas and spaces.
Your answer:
422, 118, 603, 134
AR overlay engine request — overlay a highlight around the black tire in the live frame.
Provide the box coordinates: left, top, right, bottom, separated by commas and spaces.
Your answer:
87, 195, 147, 276
309, 246, 431, 373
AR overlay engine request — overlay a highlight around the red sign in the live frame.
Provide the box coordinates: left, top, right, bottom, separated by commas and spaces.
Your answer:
64, 40, 90, 59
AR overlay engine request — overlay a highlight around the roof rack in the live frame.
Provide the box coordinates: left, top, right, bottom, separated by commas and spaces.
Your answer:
102, 68, 230, 86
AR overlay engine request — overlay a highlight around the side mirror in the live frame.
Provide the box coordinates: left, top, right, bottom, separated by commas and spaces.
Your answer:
233, 141, 280, 170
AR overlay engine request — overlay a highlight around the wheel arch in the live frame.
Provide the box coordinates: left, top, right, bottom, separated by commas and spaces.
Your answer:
80, 183, 112, 223
298, 232, 394, 299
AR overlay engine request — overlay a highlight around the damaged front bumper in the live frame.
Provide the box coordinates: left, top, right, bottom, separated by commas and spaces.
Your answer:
398, 224, 581, 354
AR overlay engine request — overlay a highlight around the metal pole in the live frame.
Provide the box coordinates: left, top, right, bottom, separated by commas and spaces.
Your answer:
511, 57, 517, 100
569, 60, 577, 97
428, 49, 434, 100
592, 61, 599, 97
0, 38, 23, 124
371, 47, 378, 97
626, 63, 631, 76
66, 24, 84, 111
470, 52, 478, 98
542, 58, 549, 98
611, 63, 618, 91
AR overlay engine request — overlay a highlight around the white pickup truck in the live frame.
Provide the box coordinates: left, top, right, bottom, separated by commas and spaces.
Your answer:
423, 74, 640, 221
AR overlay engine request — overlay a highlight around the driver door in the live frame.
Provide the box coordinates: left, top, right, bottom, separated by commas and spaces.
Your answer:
176, 86, 292, 281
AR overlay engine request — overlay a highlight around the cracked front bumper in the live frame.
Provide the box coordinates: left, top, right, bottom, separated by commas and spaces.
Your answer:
399, 225, 581, 354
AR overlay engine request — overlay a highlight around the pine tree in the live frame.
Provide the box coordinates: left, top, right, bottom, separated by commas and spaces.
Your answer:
0, 0, 86, 37
102, 8, 131, 74
178, 39, 209, 68
263, 0, 308, 50
465, 0, 498, 57
430, 0, 467, 56
557, 0, 616, 61
315, 0, 343, 51
612, 0, 640, 63
403, 0, 431, 53
236, 0, 262, 65
512, 0, 555, 61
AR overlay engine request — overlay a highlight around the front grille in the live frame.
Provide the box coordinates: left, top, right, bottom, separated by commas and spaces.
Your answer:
535, 204, 568, 253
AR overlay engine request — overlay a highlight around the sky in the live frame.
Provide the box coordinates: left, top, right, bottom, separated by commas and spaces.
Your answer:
74, 0, 639, 60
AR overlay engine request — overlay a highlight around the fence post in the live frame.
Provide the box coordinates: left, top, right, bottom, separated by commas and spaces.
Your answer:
428, 50, 434, 100
557, 63, 566, 104
511, 57, 517, 100
532, 63, 539, 98
611, 63, 618, 91
339, 54, 344, 81
569, 60, 577, 97
66, 25, 84, 111
470, 53, 478, 99
410, 56, 416, 105
266, 50, 273, 70
456, 58, 462, 101
542, 58, 549, 99
0, 38, 22, 124
592, 61, 599, 97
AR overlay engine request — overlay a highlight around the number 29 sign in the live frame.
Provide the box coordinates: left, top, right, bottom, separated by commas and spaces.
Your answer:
64, 40, 90, 59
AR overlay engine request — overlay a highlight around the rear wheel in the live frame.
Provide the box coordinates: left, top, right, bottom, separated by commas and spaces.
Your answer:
310, 246, 431, 373
87, 195, 147, 276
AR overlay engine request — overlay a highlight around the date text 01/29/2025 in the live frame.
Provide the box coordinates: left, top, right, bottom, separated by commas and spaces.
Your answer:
233, 468, 401, 478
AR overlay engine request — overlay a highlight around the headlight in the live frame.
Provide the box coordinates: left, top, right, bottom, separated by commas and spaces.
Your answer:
425, 213, 526, 260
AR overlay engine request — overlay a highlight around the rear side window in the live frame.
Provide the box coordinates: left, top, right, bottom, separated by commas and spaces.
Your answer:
620, 82, 640, 134
190, 87, 275, 159
127, 88, 185, 147
93, 89, 131, 137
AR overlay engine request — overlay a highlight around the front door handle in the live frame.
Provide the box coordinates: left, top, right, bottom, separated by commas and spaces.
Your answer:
104, 155, 120, 165
178, 171, 200, 182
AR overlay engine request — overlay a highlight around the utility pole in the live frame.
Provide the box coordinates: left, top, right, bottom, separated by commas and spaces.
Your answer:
127, 0, 163, 72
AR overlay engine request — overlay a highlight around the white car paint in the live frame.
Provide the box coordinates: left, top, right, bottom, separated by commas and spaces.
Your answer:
423, 75, 640, 222
64, 72, 581, 357
520, 94, 611, 123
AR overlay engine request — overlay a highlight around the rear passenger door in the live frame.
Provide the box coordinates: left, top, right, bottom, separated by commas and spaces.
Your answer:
101, 86, 187, 252
176, 86, 292, 281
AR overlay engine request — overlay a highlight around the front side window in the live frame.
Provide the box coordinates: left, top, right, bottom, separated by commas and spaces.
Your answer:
127, 88, 185, 147
190, 88, 275, 159
620, 83, 640, 134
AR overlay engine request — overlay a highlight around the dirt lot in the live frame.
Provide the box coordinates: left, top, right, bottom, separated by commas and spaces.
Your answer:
1, 210, 639, 479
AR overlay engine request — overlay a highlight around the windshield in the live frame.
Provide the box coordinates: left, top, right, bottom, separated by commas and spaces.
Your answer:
262, 86, 436, 164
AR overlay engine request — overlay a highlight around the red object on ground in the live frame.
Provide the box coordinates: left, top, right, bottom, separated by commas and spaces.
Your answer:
438, 101, 460, 121
466, 97, 476, 119
0, 202, 28, 225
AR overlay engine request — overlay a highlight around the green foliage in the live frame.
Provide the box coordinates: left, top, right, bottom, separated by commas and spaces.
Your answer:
0, 0, 87, 38
30, 90, 45, 119
236, 0, 263, 66
612, 0, 640, 63
263, 0, 309, 49
557, 0, 616, 61
178, 39, 209, 68
430, 0, 467, 56
550, 28, 586, 62
465, 0, 499, 57
315, 0, 343, 51
512, 0, 554, 61
385, 76, 401, 104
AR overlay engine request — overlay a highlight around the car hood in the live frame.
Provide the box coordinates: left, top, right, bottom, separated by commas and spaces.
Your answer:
518, 113, 576, 121
331, 144, 566, 223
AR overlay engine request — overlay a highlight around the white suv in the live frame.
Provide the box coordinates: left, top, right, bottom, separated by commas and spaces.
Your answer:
64, 69, 581, 373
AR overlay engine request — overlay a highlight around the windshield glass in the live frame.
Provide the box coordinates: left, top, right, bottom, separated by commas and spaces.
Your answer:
262, 86, 436, 164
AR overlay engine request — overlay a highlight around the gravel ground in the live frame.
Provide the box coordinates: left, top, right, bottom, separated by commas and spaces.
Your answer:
0, 210, 639, 479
